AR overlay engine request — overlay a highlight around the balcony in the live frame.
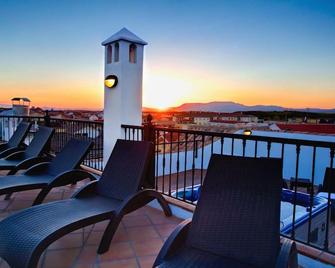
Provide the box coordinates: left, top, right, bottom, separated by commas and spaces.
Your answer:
0, 114, 334, 267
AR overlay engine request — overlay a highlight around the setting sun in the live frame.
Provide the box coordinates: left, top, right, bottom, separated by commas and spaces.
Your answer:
143, 71, 195, 109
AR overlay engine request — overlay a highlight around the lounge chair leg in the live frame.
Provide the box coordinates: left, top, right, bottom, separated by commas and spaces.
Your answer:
4, 193, 12, 200
33, 188, 51, 206
156, 194, 172, 217
147, 190, 172, 217
97, 215, 121, 254
7, 168, 19, 176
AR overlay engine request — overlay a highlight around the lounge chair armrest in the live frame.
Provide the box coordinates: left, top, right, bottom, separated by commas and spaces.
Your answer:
0, 147, 21, 158
17, 156, 50, 169
275, 238, 298, 268
72, 180, 99, 198
49, 169, 98, 188
154, 218, 192, 267
24, 162, 51, 175
4, 150, 25, 160
115, 189, 169, 215
7, 156, 50, 175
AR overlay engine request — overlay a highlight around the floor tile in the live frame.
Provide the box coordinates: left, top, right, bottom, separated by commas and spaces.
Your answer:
99, 258, 138, 268
132, 238, 163, 257
43, 248, 80, 268
126, 226, 160, 241
138, 255, 156, 268
99, 242, 134, 262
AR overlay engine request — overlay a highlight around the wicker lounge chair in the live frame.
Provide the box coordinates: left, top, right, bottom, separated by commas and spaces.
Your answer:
154, 155, 298, 268
0, 138, 93, 205
0, 121, 31, 158
0, 139, 171, 268
0, 126, 54, 175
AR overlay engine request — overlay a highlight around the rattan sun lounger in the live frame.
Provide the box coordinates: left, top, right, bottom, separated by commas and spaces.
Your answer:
0, 139, 171, 268
0, 138, 93, 205
0, 126, 54, 175
0, 121, 31, 158
154, 155, 297, 268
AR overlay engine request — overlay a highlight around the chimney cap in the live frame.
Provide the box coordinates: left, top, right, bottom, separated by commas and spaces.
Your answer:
102, 27, 147, 46
11, 97, 31, 102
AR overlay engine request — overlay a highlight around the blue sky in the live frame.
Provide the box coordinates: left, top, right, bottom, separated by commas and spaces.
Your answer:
0, 0, 334, 109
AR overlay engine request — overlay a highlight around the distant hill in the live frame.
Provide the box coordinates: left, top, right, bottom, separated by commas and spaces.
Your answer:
165, 101, 335, 114
143, 107, 161, 113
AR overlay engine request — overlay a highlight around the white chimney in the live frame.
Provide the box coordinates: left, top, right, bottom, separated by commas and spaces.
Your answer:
102, 28, 147, 163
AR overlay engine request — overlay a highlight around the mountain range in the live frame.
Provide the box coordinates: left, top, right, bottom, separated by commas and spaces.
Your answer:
164, 101, 335, 114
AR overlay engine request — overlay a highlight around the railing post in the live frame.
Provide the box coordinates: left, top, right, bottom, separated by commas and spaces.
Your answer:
44, 110, 50, 127
143, 114, 154, 142
44, 110, 52, 154
143, 114, 156, 189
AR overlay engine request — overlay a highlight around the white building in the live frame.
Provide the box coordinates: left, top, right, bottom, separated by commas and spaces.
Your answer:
88, 115, 99, 121
239, 115, 258, 123
0, 97, 31, 141
194, 116, 211, 125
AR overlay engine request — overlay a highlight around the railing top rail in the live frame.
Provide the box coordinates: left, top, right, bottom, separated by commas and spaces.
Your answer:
0, 115, 103, 125
121, 124, 144, 130
120, 124, 335, 149
0, 115, 44, 119
153, 126, 335, 148
50, 117, 103, 124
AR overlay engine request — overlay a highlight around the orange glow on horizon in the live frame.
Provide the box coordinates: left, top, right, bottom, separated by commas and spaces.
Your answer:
0, 67, 334, 110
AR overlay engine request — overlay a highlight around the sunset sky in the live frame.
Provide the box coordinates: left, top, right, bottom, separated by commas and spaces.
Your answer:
0, 0, 334, 110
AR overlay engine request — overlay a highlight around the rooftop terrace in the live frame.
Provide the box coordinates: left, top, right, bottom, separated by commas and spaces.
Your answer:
0, 115, 335, 267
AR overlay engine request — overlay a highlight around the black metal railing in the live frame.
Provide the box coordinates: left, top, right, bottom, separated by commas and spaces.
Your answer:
0, 115, 103, 171
1, 114, 334, 255
122, 123, 335, 255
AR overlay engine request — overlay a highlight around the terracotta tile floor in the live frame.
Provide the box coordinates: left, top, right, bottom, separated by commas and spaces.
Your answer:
0, 180, 183, 268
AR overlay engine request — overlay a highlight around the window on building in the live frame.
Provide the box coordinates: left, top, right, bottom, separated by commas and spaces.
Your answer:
114, 43, 119, 62
129, 43, 137, 63
107, 45, 112, 64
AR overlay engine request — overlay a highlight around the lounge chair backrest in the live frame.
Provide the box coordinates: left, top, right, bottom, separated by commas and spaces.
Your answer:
47, 139, 93, 175
24, 127, 54, 158
97, 139, 153, 200
186, 155, 282, 268
7, 122, 31, 147
322, 167, 335, 193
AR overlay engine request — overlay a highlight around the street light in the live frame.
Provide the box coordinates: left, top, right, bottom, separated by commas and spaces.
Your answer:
243, 129, 252, 136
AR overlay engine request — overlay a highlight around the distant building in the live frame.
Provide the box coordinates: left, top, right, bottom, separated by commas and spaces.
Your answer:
172, 114, 194, 124
269, 123, 281, 131
89, 115, 99, 121
277, 123, 335, 135
0, 97, 31, 141
216, 113, 258, 123
11, 97, 31, 116
239, 114, 258, 123
194, 116, 211, 125
172, 112, 258, 126
216, 113, 239, 122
